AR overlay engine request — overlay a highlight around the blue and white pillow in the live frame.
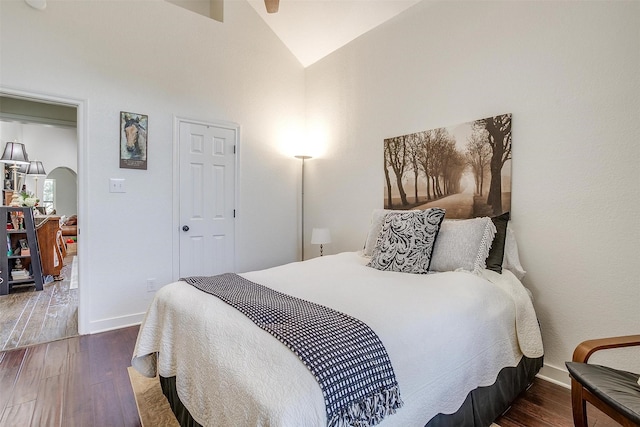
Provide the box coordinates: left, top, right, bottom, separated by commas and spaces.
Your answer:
368, 208, 446, 274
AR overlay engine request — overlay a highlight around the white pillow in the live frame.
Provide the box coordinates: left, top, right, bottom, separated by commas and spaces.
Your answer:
429, 217, 497, 275
504, 224, 526, 280
363, 209, 406, 256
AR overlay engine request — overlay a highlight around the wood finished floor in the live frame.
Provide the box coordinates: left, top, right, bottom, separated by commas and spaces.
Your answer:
0, 324, 624, 427
495, 376, 620, 427
0, 255, 78, 352
0, 325, 141, 427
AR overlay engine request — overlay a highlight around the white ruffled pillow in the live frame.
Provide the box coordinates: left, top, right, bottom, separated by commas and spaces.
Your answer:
429, 217, 497, 275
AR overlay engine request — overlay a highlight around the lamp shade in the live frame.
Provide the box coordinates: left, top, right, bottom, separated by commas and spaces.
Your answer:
311, 228, 331, 245
26, 160, 46, 176
0, 142, 30, 165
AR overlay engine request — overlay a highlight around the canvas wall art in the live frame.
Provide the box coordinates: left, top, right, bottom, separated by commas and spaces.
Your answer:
383, 113, 511, 219
120, 111, 148, 170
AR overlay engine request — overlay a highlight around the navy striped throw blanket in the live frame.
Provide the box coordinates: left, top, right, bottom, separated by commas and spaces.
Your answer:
181, 273, 403, 427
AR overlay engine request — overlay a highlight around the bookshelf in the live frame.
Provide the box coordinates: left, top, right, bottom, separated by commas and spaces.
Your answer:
0, 206, 43, 295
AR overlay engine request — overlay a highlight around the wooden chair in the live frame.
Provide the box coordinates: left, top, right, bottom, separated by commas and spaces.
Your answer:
566, 335, 640, 426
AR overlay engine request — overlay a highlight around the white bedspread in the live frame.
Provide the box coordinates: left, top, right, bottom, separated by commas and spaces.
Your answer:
132, 252, 543, 427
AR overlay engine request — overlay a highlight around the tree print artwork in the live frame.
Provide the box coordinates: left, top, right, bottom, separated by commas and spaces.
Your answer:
383, 113, 511, 219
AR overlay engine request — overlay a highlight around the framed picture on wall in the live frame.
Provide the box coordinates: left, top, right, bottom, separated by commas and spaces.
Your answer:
383, 113, 512, 219
119, 111, 148, 170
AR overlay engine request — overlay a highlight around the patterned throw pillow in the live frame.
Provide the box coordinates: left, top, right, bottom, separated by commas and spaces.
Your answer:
367, 208, 446, 274
363, 209, 397, 256
362, 208, 417, 256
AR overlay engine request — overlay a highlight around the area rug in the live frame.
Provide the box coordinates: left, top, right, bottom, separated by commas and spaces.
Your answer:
128, 366, 180, 427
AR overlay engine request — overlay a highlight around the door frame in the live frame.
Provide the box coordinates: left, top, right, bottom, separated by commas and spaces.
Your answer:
0, 86, 88, 334
172, 116, 240, 281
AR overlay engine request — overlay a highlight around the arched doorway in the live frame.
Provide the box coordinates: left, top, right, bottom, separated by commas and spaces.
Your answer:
44, 166, 77, 217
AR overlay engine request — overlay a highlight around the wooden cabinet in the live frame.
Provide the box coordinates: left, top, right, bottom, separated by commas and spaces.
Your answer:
36, 216, 65, 277
0, 207, 44, 295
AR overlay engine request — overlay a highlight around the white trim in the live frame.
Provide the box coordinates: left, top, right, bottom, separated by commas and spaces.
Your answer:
88, 312, 145, 334
172, 116, 240, 282
536, 363, 571, 389
0, 112, 76, 128
0, 87, 89, 335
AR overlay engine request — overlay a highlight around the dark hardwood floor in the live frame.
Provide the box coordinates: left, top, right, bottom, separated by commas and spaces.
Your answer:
0, 324, 622, 427
0, 325, 140, 427
495, 377, 619, 427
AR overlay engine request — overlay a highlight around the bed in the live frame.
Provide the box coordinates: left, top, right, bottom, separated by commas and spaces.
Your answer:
132, 210, 544, 427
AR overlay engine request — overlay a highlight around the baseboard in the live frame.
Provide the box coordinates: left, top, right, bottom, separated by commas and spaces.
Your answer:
87, 312, 144, 334
536, 363, 570, 389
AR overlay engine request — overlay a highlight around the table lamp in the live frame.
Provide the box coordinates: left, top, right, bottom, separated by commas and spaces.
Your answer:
0, 142, 30, 206
311, 228, 331, 257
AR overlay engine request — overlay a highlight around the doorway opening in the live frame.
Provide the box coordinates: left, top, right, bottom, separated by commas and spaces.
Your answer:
0, 89, 85, 350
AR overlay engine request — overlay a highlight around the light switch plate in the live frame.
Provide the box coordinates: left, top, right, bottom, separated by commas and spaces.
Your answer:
109, 178, 126, 193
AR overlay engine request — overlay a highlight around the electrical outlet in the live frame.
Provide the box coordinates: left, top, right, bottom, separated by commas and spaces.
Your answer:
146, 278, 156, 292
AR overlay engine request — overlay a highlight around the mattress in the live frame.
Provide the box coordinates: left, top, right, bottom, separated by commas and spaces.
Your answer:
132, 251, 543, 426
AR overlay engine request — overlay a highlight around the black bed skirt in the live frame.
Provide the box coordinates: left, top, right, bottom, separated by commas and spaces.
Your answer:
426, 355, 543, 426
160, 355, 543, 427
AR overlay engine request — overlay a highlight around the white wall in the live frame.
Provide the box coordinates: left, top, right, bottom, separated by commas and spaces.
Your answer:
305, 0, 640, 383
1, 0, 306, 333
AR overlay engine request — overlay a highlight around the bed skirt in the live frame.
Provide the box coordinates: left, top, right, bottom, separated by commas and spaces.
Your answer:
426, 355, 543, 426
159, 355, 543, 427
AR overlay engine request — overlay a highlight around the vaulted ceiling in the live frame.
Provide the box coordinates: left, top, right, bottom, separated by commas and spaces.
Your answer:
165, 0, 421, 67
246, 0, 422, 67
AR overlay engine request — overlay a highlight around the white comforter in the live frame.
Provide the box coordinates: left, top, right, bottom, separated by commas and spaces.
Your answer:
132, 252, 543, 427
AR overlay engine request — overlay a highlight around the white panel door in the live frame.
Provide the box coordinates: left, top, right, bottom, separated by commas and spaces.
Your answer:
179, 121, 236, 277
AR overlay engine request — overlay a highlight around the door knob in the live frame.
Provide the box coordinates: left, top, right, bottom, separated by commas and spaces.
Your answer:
182, 225, 189, 232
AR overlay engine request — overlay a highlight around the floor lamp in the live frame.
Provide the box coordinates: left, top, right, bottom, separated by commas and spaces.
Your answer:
295, 155, 311, 261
